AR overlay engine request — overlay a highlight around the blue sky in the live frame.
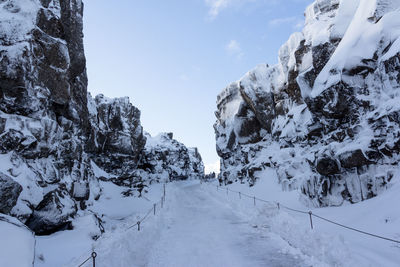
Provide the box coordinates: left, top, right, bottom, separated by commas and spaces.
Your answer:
83, 0, 313, 172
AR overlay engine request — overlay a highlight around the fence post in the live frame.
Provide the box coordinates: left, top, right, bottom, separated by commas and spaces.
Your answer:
154, 203, 156, 215
308, 211, 313, 230
163, 184, 166, 199
239, 192, 241, 199
226, 188, 228, 195
137, 221, 141, 231
277, 202, 280, 210
161, 196, 164, 208
92, 252, 97, 267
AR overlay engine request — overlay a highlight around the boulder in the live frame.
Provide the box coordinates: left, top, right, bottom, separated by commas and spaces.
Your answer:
0, 172, 22, 214
338, 149, 371, 169
316, 157, 340, 176
26, 189, 77, 235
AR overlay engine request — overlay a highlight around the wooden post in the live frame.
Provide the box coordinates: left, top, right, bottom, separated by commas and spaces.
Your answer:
226, 188, 228, 195
308, 211, 313, 230
154, 203, 156, 215
254, 196, 256, 206
137, 221, 141, 231
277, 202, 280, 210
239, 192, 241, 199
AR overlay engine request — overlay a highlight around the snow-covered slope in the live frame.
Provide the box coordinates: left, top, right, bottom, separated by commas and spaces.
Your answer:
0, 214, 35, 267
215, 0, 400, 207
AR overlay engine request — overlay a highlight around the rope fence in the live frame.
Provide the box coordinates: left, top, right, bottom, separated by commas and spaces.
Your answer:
77, 184, 167, 267
207, 182, 400, 245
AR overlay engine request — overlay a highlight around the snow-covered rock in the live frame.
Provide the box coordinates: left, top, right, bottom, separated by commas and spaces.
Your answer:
139, 133, 204, 182
0, 0, 91, 232
215, 0, 400, 206
0, 0, 204, 235
26, 188, 77, 235
87, 93, 146, 176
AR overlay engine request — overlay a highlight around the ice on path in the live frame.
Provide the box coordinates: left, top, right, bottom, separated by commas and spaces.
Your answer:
90, 181, 305, 267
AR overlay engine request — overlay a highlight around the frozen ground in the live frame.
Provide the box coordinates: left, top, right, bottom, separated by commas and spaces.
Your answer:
207, 168, 400, 267
15, 173, 400, 267
67, 181, 310, 267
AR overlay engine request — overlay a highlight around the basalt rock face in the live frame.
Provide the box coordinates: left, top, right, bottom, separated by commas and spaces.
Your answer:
215, 0, 400, 207
138, 133, 204, 182
0, 0, 203, 234
87, 94, 146, 176
0, 0, 93, 227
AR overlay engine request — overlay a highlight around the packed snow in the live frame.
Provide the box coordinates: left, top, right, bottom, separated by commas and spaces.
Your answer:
208, 169, 400, 266
0, 214, 35, 267
0, 175, 389, 266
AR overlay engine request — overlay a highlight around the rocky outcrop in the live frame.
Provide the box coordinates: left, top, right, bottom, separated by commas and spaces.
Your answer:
138, 133, 204, 182
87, 94, 146, 176
0, 0, 93, 227
215, 0, 400, 206
0, 0, 204, 235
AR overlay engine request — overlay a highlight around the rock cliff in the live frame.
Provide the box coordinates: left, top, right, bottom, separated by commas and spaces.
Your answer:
215, 0, 400, 207
0, 0, 204, 234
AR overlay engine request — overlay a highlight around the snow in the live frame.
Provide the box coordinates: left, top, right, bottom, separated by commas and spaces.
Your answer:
68, 181, 312, 267
303, 0, 341, 46
90, 160, 116, 180
311, 0, 400, 97
0, 176, 397, 266
217, 82, 243, 122
0, 152, 44, 218
279, 32, 304, 79
35, 215, 101, 267
209, 168, 400, 266
0, 214, 35, 267
0, 0, 39, 66
381, 36, 400, 60
34, 182, 165, 266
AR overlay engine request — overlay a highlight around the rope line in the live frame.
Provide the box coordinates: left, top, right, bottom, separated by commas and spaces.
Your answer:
209, 183, 400, 244
77, 255, 92, 267
77, 184, 167, 266
311, 214, 400, 244
280, 204, 309, 215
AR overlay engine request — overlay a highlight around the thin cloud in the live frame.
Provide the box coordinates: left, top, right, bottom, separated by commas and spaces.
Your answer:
205, 0, 257, 19
269, 16, 304, 30
205, 0, 311, 19
205, 0, 230, 19
226, 40, 241, 54
225, 40, 244, 59
269, 16, 297, 26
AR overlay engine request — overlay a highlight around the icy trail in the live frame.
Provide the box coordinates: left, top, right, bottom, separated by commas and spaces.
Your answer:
145, 182, 302, 267
85, 181, 306, 267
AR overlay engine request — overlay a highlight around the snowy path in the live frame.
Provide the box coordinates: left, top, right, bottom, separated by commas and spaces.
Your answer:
43, 179, 400, 267
143, 182, 303, 267
68, 181, 308, 267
